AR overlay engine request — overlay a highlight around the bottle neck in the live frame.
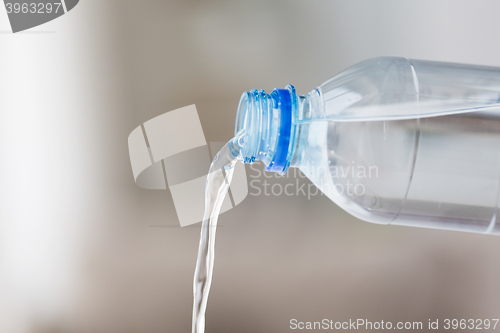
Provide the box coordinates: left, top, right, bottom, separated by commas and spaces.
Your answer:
234, 85, 300, 174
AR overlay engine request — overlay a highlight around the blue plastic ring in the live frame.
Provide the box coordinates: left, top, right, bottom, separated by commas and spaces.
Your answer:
266, 88, 292, 173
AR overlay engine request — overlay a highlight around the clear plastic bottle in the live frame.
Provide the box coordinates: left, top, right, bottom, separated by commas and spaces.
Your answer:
235, 56, 500, 235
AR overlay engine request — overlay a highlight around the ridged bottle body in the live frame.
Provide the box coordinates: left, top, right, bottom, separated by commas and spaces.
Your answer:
293, 57, 500, 234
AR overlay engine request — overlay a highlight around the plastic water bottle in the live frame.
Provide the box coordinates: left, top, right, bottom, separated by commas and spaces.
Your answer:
235, 56, 500, 235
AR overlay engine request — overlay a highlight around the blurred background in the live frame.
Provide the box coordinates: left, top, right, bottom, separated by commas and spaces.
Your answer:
2, 1, 500, 332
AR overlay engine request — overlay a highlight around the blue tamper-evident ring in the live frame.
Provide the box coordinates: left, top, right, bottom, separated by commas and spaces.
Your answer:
266, 88, 292, 173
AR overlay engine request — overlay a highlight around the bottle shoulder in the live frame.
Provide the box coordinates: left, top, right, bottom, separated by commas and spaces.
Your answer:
307, 56, 500, 122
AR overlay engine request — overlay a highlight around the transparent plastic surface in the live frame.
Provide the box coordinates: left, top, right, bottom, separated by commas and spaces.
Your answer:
294, 57, 500, 234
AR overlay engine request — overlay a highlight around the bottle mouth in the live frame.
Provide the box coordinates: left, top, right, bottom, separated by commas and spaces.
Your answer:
234, 85, 298, 174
